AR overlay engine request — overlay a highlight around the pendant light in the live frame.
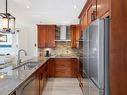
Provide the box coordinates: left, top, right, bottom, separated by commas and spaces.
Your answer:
0, 0, 15, 33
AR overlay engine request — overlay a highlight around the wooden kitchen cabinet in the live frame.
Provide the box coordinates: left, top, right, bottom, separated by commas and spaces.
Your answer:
13, 58, 80, 95
83, 13, 88, 30
39, 63, 48, 94
38, 25, 46, 48
80, 12, 88, 31
70, 25, 81, 48
87, 0, 97, 24
87, 4, 92, 24
48, 59, 55, 77
97, 0, 109, 17
15, 62, 48, 95
48, 58, 79, 77
37, 25, 56, 48
46, 25, 56, 47
54, 59, 74, 77
70, 25, 77, 48
79, 0, 97, 30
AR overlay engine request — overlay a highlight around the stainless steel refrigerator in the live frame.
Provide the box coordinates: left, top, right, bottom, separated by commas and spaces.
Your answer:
83, 18, 109, 95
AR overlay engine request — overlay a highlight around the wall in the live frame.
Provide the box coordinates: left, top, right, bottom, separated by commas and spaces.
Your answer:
16, 27, 38, 61
38, 41, 79, 57
27, 27, 38, 59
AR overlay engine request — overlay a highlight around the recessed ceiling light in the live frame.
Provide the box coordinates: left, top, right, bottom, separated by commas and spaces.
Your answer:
26, 6, 30, 9
73, 5, 77, 9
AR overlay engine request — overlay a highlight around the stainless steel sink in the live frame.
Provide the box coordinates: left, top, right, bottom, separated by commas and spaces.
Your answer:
13, 61, 41, 70
25, 62, 39, 69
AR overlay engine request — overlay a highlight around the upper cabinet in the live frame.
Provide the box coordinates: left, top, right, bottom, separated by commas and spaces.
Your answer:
37, 25, 56, 48
70, 25, 81, 48
79, 0, 110, 30
79, 0, 97, 31
97, 0, 110, 17
46, 25, 56, 48
87, 0, 97, 24
80, 13, 88, 31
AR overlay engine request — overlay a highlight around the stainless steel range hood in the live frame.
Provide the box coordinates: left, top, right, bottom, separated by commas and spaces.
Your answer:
60, 25, 66, 40
55, 25, 71, 41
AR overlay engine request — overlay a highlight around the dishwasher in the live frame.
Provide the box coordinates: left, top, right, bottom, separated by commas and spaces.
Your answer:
16, 76, 36, 95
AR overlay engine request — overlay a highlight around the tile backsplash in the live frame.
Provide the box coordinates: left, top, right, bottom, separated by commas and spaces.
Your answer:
38, 41, 80, 57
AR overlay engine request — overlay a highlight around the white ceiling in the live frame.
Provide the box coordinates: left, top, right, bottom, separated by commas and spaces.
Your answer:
0, 0, 86, 28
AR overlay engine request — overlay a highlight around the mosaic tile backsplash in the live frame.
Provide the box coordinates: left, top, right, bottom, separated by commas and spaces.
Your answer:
38, 42, 80, 57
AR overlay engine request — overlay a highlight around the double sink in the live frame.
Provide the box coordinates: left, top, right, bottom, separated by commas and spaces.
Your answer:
13, 60, 41, 70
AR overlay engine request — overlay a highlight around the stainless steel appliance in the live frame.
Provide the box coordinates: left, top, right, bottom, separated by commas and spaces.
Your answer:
82, 18, 109, 95
83, 28, 89, 78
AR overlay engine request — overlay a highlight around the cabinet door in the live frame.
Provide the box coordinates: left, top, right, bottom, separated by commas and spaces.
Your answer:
71, 25, 77, 48
87, 5, 92, 24
39, 68, 44, 94
48, 59, 55, 77
54, 58, 74, 77
71, 25, 81, 48
83, 14, 88, 29
46, 25, 56, 48
97, 0, 109, 17
76, 25, 81, 42
73, 59, 79, 76
87, 0, 97, 24
38, 25, 46, 48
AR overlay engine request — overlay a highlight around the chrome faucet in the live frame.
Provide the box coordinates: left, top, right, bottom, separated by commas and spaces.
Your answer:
17, 49, 27, 65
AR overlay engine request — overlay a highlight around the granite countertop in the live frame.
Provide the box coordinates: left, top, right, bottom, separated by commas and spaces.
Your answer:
0, 56, 78, 95
0, 57, 49, 95
50, 55, 79, 58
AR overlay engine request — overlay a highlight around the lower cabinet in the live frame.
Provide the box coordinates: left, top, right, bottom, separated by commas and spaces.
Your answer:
16, 63, 48, 95
15, 58, 79, 95
39, 64, 48, 95
48, 58, 79, 77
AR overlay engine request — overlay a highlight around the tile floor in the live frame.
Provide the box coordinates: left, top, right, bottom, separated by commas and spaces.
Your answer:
42, 78, 83, 95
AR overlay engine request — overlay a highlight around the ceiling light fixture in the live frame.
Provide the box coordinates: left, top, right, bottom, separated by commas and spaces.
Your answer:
73, 5, 77, 9
26, 5, 30, 9
0, 0, 15, 34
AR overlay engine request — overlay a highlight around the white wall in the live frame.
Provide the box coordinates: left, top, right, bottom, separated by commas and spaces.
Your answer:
16, 27, 38, 61
12, 28, 28, 61
27, 27, 38, 59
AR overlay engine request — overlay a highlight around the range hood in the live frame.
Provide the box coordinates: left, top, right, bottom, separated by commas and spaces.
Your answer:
55, 25, 71, 41
60, 25, 66, 40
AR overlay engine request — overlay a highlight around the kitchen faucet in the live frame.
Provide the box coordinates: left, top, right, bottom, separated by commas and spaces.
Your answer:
17, 49, 27, 65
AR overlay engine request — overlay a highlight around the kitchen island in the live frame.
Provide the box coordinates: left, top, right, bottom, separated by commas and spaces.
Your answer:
0, 57, 80, 95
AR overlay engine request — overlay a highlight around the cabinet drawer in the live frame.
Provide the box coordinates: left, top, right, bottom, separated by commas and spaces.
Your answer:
55, 69, 73, 77
55, 68, 72, 71
55, 62, 72, 68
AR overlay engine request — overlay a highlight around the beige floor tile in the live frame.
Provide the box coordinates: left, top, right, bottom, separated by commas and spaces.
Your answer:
42, 78, 83, 95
